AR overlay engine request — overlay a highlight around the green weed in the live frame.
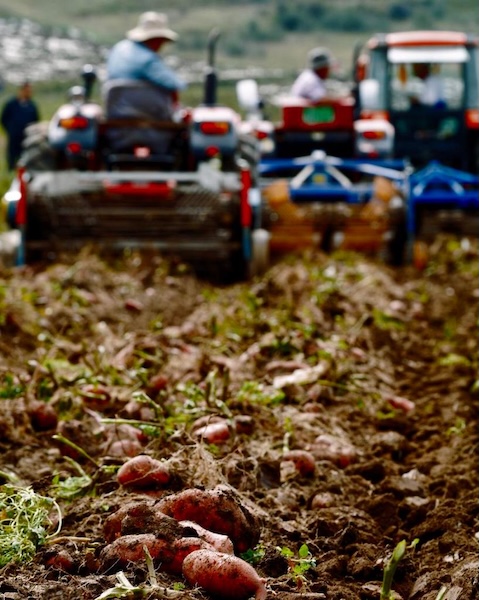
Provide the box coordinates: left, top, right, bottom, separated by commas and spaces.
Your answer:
380, 539, 419, 600
0, 485, 62, 567
278, 544, 316, 584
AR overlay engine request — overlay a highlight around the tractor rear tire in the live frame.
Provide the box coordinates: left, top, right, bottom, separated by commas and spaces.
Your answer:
20, 122, 58, 171
384, 197, 407, 266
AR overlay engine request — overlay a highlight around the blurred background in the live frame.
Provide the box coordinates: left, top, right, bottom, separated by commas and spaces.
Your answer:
0, 0, 476, 188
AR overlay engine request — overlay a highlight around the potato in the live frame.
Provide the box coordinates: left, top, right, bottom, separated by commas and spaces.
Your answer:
182, 549, 267, 600
103, 500, 182, 543
309, 433, 357, 468
116, 454, 171, 489
78, 384, 112, 411
44, 548, 75, 573
28, 400, 58, 431
106, 439, 143, 458
104, 501, 153, 542
121, 399, 156, 421
105, 423, 149, 445
180, 520, 234, 554
157, 484, 262, 553
385, 394, 415, 414
281, 449, 316, 477
100, 533, 213, 574
100, 533, 171, 572
193, 420, 231, 444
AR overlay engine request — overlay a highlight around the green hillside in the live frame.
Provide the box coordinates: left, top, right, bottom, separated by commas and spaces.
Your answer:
0, 1, 476, 191
0, 0, 476, 75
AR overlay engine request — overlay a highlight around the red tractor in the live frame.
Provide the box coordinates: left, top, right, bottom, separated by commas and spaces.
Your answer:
236, 31, 479, 265
236, 77, 356, 162
353, 30, 479, 173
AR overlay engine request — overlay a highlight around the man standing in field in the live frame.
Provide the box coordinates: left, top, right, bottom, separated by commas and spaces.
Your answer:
1, 81, 40, 171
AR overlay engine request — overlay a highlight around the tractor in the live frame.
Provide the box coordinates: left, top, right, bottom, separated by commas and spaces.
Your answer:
235, 30, 479, 266
353, 30, 479, 174
2, 31, 268, 281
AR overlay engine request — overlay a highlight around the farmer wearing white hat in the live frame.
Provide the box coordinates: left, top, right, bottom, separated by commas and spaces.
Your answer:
106, 12, 186, 93
291, 47, 332, 102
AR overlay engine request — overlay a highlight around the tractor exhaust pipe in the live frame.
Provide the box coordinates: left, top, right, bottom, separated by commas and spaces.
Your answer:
81, 64, 97, 101
203, 29, 221, 106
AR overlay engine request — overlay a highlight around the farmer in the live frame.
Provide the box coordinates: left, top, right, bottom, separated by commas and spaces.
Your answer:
291, 47, 333, 102
1, 81, 40, 171
410, 62, 446, 107
104, 12, 187, 151
106, 11, 187, 101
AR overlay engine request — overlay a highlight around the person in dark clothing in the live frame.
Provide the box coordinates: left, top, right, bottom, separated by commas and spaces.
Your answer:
1, 81, 40, 170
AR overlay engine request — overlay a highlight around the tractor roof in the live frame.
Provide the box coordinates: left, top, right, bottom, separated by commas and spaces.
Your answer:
367, 30, 478, 50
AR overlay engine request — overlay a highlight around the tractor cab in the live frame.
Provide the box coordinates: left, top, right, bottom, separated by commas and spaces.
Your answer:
354, 31, 479, 173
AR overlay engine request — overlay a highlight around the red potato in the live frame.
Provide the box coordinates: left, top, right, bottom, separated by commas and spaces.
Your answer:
103, 501, 182, 543
180, 520, 234, 554
44, 549, 75, 573
281, 449, 317, 477
124, 298, 144, 312
190, 415, 225, 429
117, 455, 171, 489
106, 439, 143, 458
233, 415, 255, 435
122, 399, 156, 421
171, 537, 217, 574
78, 384, 112, 411
100, 533, 214, 574
147, 373, 169, 393
193, 420, 231, 444
157, 484, 261, 553
386, 394, 416, 414
104, 501, 155, 543
28, 400, 58, 431
309, 433, 357, 468
182, 549, 267, 600
105, 423, 149, 445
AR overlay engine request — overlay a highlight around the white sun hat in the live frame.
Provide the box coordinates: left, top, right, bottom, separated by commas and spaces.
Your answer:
127, 12, 178, 43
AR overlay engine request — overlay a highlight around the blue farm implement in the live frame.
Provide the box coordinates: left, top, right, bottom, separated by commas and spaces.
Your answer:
259, 151, 478, 266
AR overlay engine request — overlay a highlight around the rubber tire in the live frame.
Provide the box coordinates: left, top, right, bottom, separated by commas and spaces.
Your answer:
20, 124, 58, 171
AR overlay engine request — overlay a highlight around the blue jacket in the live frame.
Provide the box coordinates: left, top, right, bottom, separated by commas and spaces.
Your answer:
1, 97, 39, 138
106, 39, 186, 92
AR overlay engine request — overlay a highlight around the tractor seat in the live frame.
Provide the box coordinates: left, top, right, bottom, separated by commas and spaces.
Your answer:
102, 79, 178, 160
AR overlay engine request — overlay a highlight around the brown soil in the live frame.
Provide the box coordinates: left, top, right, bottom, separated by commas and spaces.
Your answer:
0, 239, 477, 600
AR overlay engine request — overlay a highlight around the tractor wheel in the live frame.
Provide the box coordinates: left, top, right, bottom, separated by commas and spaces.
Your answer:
218, 250, 249, 284
238, 135, 261, 184
19, 122, 58, 171
384, 196, 407, 266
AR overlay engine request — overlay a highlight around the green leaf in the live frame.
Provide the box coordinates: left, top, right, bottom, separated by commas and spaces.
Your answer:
279, 546, 294, 558
438, 353, 470, 367
298, 544, 310, 559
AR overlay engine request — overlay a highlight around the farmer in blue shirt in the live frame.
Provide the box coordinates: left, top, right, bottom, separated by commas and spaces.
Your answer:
106, 12, 187, 100
104, 12, 187, 153
1, 81, 40, 170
